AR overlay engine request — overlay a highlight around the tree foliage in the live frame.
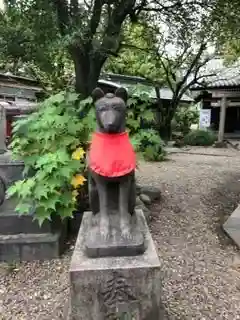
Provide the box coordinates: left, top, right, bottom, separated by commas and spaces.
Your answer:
172, 105, 199, 135
155, 39, 215, 138
105, 23, 165, 82
0, 1, 73, 91
0, 0, 219, 96
105, 4, 218, 138
213, 0, 240, 61
127, 85, 166, 161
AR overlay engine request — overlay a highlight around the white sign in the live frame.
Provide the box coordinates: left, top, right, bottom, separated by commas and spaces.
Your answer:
199, 109, 211, 128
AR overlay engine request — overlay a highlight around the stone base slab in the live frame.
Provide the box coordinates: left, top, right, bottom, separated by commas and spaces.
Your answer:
223, 203, 240, 248
85, 210, 145, 258
69, 209, 163, 320
0, 232, 61, 262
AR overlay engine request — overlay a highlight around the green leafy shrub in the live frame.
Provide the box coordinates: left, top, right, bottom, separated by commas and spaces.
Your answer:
172, 105, 199, 135
7, 91, 95, 225
184, 129, 217, 146
131, 129, 166, 161
127, 85, 166, 161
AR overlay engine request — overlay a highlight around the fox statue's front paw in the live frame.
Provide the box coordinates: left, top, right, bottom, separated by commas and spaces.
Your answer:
120, 215, 132, 240
99, 213, 110, 240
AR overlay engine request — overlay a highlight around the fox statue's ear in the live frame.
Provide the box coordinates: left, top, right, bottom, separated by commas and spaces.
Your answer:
92, 87, 105, 102
115, 87, 128, 103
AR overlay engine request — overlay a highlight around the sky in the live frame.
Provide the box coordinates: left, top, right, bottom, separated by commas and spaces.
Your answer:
0, 0, 4, 10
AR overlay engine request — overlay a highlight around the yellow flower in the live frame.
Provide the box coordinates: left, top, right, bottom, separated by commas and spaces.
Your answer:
71, 174, 86, 188
72, 147, 85, 160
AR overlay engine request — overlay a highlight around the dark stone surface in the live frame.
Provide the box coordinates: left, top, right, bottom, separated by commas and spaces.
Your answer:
68, 212, 84, 235
0, 232, 61, 262
136, 183, 142, 195
0, 198, 65, 235
0, 152, 68, 262
0, 152, 24, 187
69, 209, 163, 320
85, 211, 145, 258
88, 87, 137, 251
0, 176, 5, 206
139, 186, 161, 201
0, 151, 24, 204
86, 231, 144, 258
139, 193, 152, 205
0, 198, 68, 262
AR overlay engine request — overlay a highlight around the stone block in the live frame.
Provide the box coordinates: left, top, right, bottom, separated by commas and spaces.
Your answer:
0, 198, 66, 235
85, 211, 145, 258
0, 232, 61, 262
223, 204, 240, 247
139, 186, 161, 202
69, 209, 163, 320
139, 194, 152, 206
0, 152, 25, 186
0, 198, 43, 234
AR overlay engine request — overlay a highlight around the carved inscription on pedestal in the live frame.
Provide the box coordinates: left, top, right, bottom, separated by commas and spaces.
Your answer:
99, 272, 140, 320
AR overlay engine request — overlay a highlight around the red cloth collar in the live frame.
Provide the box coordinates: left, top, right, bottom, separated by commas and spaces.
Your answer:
89, 132, 136, 177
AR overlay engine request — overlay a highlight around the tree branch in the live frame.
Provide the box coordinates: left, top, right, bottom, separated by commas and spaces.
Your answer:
82, 0, 91, 10
173, 45, 191, 69
120, 42, 153, 53
160, 55, 178, 82
70, 0, 80, 17
177, 42, 207, 89
178, 72, 216, 101
135, 0, 181, 13
100, 0, 135, 57
133, 0, 147, 15
51, 0, 69, 36
89, 0, 104, 37
158, 58, 175, 92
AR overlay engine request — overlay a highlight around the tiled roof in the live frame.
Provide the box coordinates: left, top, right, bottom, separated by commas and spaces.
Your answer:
192, 59, 240, 89
99, 74, 193, 102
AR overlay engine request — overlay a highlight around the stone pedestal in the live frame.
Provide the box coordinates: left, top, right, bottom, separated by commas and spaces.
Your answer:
69, 209, 163, 320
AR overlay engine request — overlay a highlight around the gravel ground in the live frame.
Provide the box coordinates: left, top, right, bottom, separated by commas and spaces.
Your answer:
1, 150, 240, 319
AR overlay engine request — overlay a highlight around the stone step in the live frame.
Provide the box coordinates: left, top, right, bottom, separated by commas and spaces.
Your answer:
223, 203, 240, 248
0, 232, 63, 262
0, 199, 61, 235
0, 212, 52, 235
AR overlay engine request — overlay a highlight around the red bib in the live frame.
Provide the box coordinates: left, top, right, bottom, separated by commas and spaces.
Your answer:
89, 132, 136, 177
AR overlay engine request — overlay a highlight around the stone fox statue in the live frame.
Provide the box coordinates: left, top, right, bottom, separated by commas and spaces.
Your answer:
88, 87, 136, 239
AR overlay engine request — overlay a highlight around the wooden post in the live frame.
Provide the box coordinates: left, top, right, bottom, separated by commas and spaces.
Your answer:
218, 95, 227, 142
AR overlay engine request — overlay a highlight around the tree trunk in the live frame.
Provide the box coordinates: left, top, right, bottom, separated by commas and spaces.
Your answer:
156, 108, 173, 141
158, 100, 179, 140
159, 119, 172, 141
71, 46, 106, 98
